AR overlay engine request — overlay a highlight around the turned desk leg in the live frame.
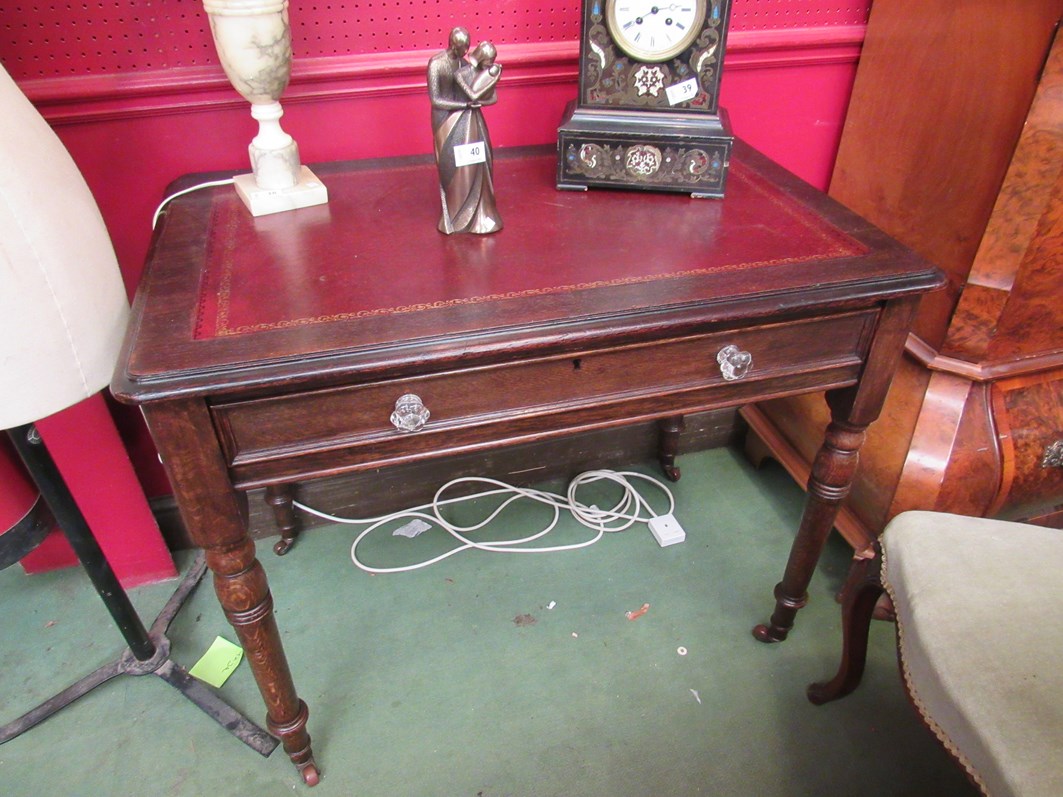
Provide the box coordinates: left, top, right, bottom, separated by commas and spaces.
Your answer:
752, 295, 919, 644
210, 540, 317, 784
266, 484, 301, 556
145, 401, 319, 785
754, 415, 866, 642
658, 415, 685, 482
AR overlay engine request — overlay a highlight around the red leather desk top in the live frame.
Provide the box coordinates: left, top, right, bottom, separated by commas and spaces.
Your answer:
116, 142, 940, 401
193, 150, 864, 339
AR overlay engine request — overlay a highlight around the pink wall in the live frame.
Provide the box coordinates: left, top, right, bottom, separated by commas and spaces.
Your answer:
1, 1, 869, 576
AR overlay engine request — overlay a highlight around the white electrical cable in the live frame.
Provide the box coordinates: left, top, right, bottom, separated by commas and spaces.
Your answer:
151, 178, 235, 229
292, 469, 676, 574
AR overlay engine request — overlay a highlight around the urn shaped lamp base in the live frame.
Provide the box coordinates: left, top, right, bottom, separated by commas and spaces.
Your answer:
233, 166, 329, 217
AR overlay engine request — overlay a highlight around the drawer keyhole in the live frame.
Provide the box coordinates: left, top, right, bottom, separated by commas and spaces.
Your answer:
1042, 441, 1063, 469
572, 358, 582, 371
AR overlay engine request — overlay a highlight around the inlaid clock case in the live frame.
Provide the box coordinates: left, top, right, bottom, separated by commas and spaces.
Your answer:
557, 0, 734, 196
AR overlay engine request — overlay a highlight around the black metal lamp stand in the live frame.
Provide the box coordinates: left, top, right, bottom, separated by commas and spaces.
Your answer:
0, 423, 278, 756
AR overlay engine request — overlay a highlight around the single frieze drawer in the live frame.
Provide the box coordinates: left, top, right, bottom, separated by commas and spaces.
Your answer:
213, 309, 877, 468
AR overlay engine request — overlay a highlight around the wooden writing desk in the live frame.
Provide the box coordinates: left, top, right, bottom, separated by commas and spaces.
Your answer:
113, 144, 943, 783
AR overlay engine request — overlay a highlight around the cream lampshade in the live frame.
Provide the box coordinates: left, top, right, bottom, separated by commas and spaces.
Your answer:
0, 64, 129, 429
0, 64, 279, 756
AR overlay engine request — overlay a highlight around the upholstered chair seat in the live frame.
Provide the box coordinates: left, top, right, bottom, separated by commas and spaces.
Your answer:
811, 511, 1063, 797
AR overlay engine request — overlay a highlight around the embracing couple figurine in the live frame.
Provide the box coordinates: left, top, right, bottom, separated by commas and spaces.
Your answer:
427, 27, 503, 235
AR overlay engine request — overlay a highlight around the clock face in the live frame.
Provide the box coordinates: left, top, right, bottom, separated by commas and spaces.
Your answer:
605, 0, 708, 63
579, 0, 729, 113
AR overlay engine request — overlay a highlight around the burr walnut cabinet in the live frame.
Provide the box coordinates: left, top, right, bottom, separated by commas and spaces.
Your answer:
743, 2, 1063, 544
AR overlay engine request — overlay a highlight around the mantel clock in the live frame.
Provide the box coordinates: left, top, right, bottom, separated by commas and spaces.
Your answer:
557, 0, 734, 196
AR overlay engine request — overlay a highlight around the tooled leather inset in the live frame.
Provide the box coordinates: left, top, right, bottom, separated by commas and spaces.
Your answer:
193, 158, 868, 339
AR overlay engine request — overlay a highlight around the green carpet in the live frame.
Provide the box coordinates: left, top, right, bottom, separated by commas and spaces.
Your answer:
0, 447, 977, 796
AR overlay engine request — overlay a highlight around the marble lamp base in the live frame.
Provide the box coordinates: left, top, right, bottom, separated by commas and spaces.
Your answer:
233, 166, 328, 217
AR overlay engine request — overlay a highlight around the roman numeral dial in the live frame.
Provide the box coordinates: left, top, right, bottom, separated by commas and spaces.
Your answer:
605, 0, 707, 62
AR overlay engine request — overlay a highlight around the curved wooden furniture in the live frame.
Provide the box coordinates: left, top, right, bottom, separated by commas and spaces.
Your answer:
811, 512, 1063, 797
743, 2, 1063, 547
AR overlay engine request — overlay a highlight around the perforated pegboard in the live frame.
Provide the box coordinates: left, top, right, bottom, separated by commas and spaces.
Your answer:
731, 0, 870, 29
0, 1, 871, 81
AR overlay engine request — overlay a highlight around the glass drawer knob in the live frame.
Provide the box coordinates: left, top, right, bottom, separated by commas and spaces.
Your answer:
390, 393, 430, 432
717, 344, 752, 381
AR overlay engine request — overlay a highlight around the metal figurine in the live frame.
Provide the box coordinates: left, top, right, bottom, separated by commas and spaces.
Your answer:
428, 28, 503, 235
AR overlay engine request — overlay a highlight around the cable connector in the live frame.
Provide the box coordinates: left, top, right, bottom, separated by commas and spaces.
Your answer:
648, 514, 686, 547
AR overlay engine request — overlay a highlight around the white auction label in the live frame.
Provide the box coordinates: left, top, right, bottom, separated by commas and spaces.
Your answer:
665, 77, 699, 106
454, 141, 487, 167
